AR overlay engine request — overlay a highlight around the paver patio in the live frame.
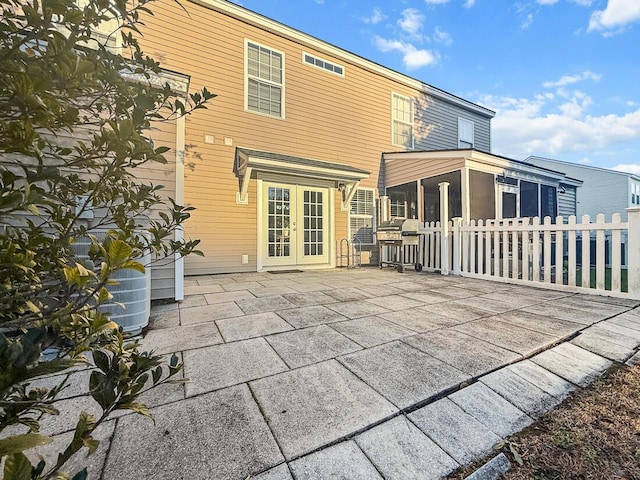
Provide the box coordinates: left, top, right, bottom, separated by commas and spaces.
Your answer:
21, 269, 640, 480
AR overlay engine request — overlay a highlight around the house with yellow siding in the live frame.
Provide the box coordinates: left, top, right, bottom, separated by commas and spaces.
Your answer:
136, 0, 579, 300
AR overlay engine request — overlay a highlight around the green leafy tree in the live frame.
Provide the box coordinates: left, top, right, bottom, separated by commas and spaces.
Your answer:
0, 0, 214, 477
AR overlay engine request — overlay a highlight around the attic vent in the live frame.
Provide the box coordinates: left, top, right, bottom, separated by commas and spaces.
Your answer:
303, 52, 344, 77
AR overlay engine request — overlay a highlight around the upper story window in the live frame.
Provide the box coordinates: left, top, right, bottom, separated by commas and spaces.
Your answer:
303, 53, 344, 77
246, 40, 284, 118
392, 93, 414, 149
458, 117, 474, 148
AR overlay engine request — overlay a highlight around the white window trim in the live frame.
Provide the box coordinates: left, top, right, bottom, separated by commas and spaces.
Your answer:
349, 187, 375, 245
391, 92, 414, 149
244, 38, 286, 119
301, 52, 345, 77
458, 117, 474, 148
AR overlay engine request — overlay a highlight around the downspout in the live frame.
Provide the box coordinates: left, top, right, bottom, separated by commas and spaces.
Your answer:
174, 113, 186, 301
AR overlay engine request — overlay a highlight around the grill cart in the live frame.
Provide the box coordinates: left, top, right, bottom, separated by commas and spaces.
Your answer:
376, 219, 423, 273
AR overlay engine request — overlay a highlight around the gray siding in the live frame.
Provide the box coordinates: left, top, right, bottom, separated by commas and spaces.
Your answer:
414, 94, 491, 153
527, 157, 631, 221
558, 184, 577, 219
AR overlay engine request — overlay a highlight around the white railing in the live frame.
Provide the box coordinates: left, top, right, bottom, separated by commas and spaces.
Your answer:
454, 214, 634, 298
398, 181, 640, 299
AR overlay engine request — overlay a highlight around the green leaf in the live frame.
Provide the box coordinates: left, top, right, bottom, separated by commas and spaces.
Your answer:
0, 434, 53, 457
3, 452, 34, 480
509, 443, 524, 466
119, 401, 152, 418
107, 239, 133, 267
71, 468, 88, 480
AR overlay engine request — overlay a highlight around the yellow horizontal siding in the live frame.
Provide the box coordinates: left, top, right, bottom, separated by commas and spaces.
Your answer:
137, 0, 433, 274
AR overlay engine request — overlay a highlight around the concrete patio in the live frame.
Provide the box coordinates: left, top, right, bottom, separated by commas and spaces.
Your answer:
31, 269, 640, 479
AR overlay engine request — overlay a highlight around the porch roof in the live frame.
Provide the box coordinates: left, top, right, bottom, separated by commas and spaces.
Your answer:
234, 148, 370, 206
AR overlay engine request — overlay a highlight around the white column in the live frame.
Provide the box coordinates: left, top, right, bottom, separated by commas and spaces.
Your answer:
174, 114, 186, 301
439, 182, 450, 275
627, 207, 640, 299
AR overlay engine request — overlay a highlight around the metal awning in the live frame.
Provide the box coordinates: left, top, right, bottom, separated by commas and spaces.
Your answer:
234, 148, 370, 208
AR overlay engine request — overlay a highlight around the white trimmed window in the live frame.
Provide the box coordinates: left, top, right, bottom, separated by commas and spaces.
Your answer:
302, 52, 344, 77
392, 93, 414, 148
349, 188, 375, 245
458, 117, 474, 148
246, 40, 284, 118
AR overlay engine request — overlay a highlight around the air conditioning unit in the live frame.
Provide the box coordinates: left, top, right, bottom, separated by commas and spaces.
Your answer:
72, 231, 151, 335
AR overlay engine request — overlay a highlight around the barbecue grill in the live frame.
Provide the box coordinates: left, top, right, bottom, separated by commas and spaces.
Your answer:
377, 218, 423, 272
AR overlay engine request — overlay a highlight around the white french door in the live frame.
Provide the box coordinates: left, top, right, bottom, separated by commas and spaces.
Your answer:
261, 182, 330, 267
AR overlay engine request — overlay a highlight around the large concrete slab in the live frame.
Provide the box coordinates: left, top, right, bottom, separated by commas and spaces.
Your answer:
216, 312, 293, 342
409, 398, 501, 465
179, 301, 244, 326
102, 385, 284, 480
338, 341, 469, 409
380, 309, 464, 332
519, 302, 609, 325
276, 305, 348, 328
494, 310, 583, 337
506, 360, 575, 400
400, 290, 455, 304
552, 296, 630, 316
452, 296, 514, 314
464, 453, 511, 480
203, 289, 256, 305
236, 295, 297, 314
448, 382, 533, 438
531, 343, 611, 386
365, 294, 426, 311
249, 286, 298, 297
597, 320, 640, 340
249, 360, 397, 460
252, 465, 294, 480
322, 287, 372, 302
289, 441, 382, 480
453, 318, 557, 355
281, 291, 336, 306
429, 286, 480, 299
421, 300, 496, 322
481, 368, 561, 417
403, 330, 521, 376
326, 300, 391, 319
141, 322, 223, 355
183, 338, 288, 396
265, 325, 361, 369
607, 313, 640, 332
330, 316, 414, 348
571, 331, 636, 362
356, 416, 459, 480
27, 420, 115, 480
478, 292, 542, 309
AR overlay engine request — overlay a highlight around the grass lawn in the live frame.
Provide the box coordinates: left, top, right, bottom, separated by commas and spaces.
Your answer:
448, 362, 640, 479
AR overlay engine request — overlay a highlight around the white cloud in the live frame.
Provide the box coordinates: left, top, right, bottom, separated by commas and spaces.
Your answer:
314, 0, 324, 4
373, 36, 439, 70
433, 26, 453, 45
588, 0, 640, 33
362, 7, 386, 24
398, 8, 425, 39
424, 0, 449, 4
542, 70, 601, 89
612, 163, 640, 174
463, 0, 475, 7
521, 13, 534, 29
537, 0, 559, 4
478, 92, 640, 159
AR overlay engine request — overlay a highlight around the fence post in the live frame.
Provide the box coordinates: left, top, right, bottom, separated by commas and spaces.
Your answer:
627, 208, 640, 299
439, 182, 450, 275
452, 217, 462, 275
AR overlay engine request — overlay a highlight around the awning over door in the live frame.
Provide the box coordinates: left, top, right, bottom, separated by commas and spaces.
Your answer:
234, 148, 370, 209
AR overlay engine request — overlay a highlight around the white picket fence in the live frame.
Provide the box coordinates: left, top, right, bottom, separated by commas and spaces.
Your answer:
409, 210, 640, 299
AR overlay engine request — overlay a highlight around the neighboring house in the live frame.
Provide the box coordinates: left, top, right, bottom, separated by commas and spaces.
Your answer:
135, 0, 496, 292
382, 149, 582, 223
526, 156, 640, 221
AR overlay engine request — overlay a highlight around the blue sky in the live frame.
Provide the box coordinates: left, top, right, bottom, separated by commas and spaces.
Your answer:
231, 0, 640, 174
